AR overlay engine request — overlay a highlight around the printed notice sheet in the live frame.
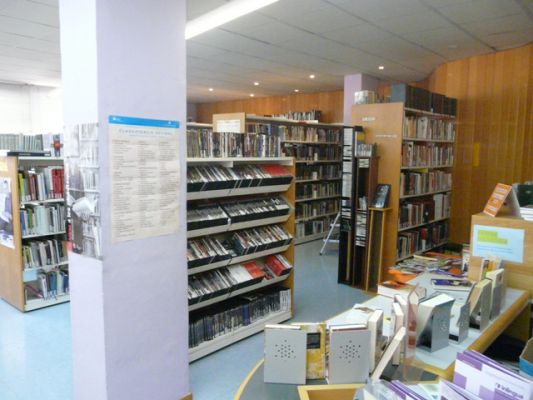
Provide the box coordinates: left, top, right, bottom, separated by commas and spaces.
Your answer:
109, 116, 180, 243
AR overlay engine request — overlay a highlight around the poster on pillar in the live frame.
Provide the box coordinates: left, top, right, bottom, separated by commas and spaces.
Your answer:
109, 116, 180, 243
64, 123, 102, 259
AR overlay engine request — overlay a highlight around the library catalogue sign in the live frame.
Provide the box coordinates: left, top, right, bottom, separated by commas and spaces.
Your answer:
109, 115, 180, 243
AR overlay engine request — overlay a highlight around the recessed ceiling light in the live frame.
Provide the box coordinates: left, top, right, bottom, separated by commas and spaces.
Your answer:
294, 89, 299, 93
185, 0, 280, 39
254, 82, 260, 86
309, 74, 315, 79
250, 93, 255, 97
378, 65, 384, 70
208, 87, 214, 92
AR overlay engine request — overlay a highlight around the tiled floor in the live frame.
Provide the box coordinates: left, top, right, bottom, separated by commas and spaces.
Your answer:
0, 240, 368, 400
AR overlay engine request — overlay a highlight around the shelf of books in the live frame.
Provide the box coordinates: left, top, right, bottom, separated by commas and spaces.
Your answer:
186, 121, 295, 361
207, 112, 342, 245
0, 155, 69, 312
351, 87, 456, 277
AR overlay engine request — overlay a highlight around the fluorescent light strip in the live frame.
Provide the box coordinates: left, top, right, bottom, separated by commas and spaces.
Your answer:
186, 0, 279, 40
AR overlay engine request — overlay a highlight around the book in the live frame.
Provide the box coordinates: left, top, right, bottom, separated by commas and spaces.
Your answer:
264, 324, 307, 384
367, 309, 384, 372
291, 322, 326, 379
486, 268, 505, 318
483, 183, 520, 217
431, 278, 473, 291
371, 184, 390, 208
454, 350, 532, 400
439, 380, 482, 400
391, 302, 405, 365
370, 327, 406, 382
468, 279, 492, 330
327, 324, 371, 384
449, 301, 470, 343
378, 280, 426, 299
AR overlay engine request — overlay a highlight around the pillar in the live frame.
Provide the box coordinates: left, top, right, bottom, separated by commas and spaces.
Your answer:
343, 73, 380, 124
58, 1, 189, 399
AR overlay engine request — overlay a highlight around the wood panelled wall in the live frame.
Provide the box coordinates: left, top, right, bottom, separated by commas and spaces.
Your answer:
195, 90, 344, 123
424, 44, 533, 243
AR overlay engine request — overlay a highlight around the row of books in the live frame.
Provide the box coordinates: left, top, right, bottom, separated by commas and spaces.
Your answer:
400, 170, 452, 197
401, 142, 454, 167
24, 269, 69, 300
188, 255, 293, 304
282, 145, 341, 161
353, 143, 377, 157
397, 221, 449, 259
296, 199, 339, 220
356, 212, 367, 246
187, 197, 290, 231
273, 110, 321, 121
295, 214, 335, 238
189, 287, 291, 349
187, 164, 292, 192
187, 224, 292, 268
186, 130, 281, 158
296, 182, 340, 200
296, 164, 341, 181
22, 238, 68, 269
20, 204, 66, 237
0, 133, 64, 156
403, 116, 455, 140
280, 126, 341, 143
391, 83, 457, 115
399, 193, 451, 229
18, 167, 65, 201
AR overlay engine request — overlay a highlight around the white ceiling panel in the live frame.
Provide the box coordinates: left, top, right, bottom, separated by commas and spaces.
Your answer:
373, 10, 451, 34
221, 13, 273, 31
187, 0, 227, 20
460, 13, 533, 37
354, 37, 437, 62
435, 0, 523, 24
482, 28, 533, 50
326, 0, 428, 21
279, 5, 366, 33
0, 15, 59, 39
323, 23, 394, 44
223, 21, 312, 45
187, 42, 228, 58
0, 0, 58, 26
401, 25, 491, 51
259, 0, 329, 19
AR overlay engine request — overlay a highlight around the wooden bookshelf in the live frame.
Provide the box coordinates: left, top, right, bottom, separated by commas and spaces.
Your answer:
0, 156, 69, 312
186, 154, 295, 361
211, 112, 342, 245
351, 102, 456, 276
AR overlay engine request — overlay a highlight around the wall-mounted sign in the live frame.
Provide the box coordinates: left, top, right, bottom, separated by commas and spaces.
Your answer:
472, 224, 525, 263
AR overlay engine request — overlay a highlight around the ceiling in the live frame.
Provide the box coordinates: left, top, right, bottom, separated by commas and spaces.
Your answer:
0, 0, 532, 103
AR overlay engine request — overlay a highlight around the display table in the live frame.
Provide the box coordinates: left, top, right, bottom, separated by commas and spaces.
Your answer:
327, 274, 530, 380
234, 275, 530, 399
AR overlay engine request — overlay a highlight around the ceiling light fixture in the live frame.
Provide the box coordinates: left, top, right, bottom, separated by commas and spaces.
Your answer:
309, 74, 315, 79
185, 0, 280, 40
254, 82, 260, 86
378, 65, 384, 70
294, 89, 299, 93
250, 93, 255, 97
208, 87, 214, 92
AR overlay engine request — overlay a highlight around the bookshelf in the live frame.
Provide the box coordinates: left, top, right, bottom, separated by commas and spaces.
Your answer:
0, 155, 69, 312
351, 101, 456, 277
210, 113, 342, 245
186, 154, 295, 361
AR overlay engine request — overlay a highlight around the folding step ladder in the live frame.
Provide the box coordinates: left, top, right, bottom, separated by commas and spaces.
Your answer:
320, 212, 340, 255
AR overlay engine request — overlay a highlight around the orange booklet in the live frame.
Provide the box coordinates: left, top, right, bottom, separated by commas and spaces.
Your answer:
483, 183, 517, 217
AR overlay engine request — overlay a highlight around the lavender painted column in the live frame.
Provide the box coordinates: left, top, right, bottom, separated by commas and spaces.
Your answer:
59, 1, 189, 399
343, 73, 380, 124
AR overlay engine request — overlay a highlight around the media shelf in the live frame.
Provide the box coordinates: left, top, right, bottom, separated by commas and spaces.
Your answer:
351, 98, 456, 277
0, 155, 69, 312
185, 137, 295, 360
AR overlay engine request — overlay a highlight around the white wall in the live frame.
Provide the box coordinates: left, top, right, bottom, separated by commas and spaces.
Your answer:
0, 82, 63, 133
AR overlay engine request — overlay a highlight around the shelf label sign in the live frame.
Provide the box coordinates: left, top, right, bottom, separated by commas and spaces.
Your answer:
109, 115, 180, 243
472, 224, 524, 263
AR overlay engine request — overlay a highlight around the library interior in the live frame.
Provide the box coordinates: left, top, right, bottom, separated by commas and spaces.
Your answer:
0, 1, 532, 399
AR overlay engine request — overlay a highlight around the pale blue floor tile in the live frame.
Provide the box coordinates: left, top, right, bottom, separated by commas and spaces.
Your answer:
0, 240, 366, 400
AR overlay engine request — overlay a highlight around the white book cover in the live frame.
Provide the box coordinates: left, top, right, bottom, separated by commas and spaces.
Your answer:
371, 327, 406, 382
264, 325, 307, 384
327, 325, 371, 384
368, 309, 384, 371
392, 302, 405, 365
